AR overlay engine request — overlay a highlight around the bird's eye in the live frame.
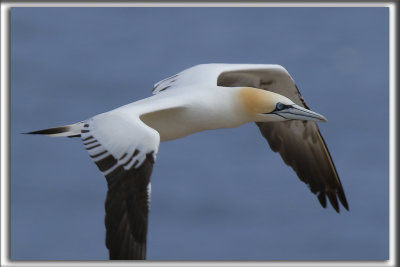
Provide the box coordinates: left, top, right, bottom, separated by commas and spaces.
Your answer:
276, 102, 285, 110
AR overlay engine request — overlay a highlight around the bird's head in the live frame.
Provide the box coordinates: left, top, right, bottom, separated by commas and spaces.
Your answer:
238, 87, 328, 122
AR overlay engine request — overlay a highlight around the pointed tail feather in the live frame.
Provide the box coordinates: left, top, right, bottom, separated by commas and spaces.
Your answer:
24, 121, 85, 138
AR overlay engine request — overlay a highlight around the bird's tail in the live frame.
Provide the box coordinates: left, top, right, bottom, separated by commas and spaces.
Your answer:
24, 121, 85, 138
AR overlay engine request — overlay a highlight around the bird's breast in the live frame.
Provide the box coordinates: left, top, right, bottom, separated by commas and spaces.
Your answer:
140, 92, 248, 141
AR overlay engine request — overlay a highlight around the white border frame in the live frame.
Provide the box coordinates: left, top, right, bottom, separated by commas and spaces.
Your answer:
1, 1, 396, 267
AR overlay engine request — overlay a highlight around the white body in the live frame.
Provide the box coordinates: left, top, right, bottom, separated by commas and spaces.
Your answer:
117, 86, 247, 141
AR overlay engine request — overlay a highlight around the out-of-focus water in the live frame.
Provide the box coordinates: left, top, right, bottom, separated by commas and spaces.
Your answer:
10, 7, 389, 260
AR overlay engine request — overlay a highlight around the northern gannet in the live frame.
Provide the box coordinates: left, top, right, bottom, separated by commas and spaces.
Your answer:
27, 63, 348, 260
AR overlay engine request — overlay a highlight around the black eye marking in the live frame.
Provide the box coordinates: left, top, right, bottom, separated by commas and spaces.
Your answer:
265, 102, 293, 114
276, 102, 285, 111
274, 102, 293, 112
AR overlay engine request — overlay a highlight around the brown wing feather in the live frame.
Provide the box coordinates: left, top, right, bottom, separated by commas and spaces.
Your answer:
256, 121, 348, 212
82, 127, 154, 260
80, 118, 157, 260
217, 69, 348, 212
103, 152, 154, 260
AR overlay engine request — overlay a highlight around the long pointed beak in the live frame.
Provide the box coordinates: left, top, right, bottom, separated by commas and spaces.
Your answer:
275, 104, 328, 122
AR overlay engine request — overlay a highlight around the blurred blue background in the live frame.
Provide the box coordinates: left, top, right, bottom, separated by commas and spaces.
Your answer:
10, 7, 389, 260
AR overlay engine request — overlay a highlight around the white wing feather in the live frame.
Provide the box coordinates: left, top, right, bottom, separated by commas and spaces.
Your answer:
152, 63, 290, 94
81, 109, 160, 175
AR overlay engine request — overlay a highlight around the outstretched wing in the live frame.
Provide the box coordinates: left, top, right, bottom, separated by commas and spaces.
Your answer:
215, 65, 348, 212
152, 63, 287, 94
81, 110, 160, 259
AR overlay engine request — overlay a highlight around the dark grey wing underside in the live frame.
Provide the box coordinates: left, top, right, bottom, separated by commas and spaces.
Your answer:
82, 128, 155, 260
256, 121, 347, 212
217, 69, 348, 212
103, 153, 154, 260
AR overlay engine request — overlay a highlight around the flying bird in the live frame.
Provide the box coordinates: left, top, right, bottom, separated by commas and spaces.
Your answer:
27, 63, 348, 260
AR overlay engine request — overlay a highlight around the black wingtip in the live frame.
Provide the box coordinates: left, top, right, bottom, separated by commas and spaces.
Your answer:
317, 191, 349, 213
317, 192, 327, 209
326, 192, 340, 213
337, 189, 349, 211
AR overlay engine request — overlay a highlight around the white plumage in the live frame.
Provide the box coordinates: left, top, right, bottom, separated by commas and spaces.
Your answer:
27, 63, 348, 260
